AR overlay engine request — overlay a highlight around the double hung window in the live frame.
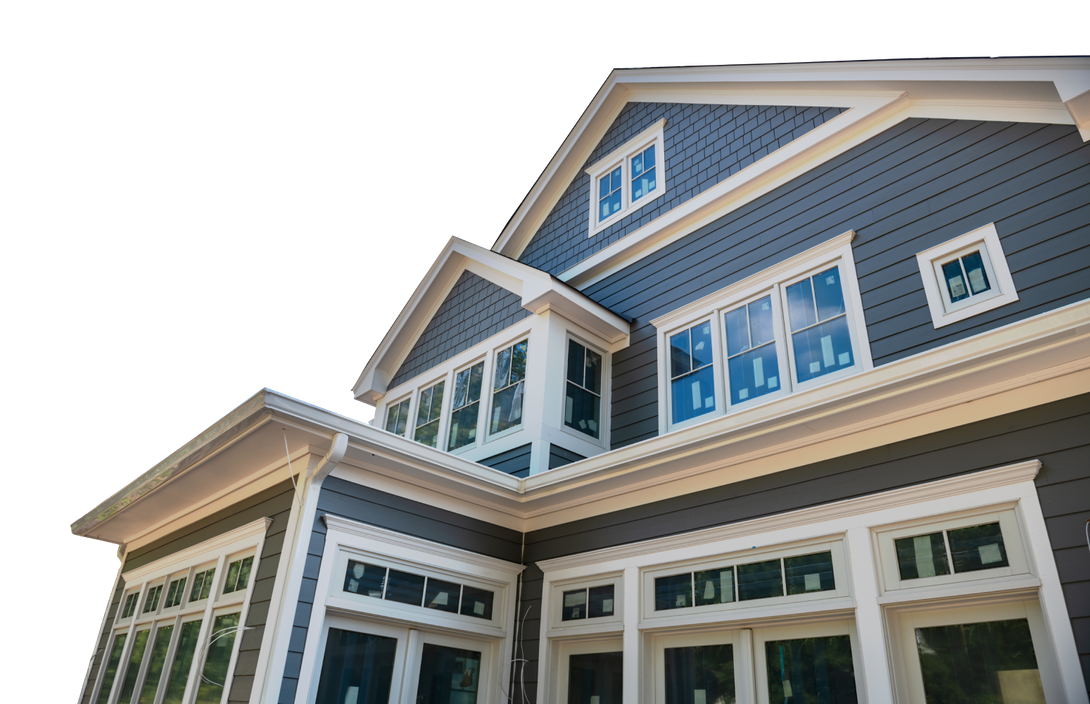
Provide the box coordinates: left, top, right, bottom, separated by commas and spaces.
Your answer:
490, 340, 527, 436
655, 235, 868, 431
586, 119, 667, 235
413, 380, 445, 448
384, 397, 411, 436
565, 339, 603, 439
448, 362, 484, 451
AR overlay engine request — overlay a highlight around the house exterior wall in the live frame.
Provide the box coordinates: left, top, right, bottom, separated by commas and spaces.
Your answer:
80, 480, 295, 704
580, 118, 1090, 449
518, 103, 847, 275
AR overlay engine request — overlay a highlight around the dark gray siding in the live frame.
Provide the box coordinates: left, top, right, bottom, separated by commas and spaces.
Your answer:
517, 394, 1090, 702
518, 102, 847, 276
584, 119, 1090, 449
390, 270, 531, 389
480, 443, 534, 478
548, 443, 585, 470
80, 481, 295, 704
277, 476, 523, 703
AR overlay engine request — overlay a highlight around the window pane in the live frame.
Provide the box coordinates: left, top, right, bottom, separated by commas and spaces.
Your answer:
962, 251, 991, 295
791, 315, 854, 383
895, 532, 951, 580
424, 578, 460, 613
737, 559, 783, 601
691, 321, 714, 369
567, 341, 585, 385
948, 523, 1009, 573
461, 586, 494, 620
671, 365, 716, 424
384, 569, 426, 606
510, 340, 528, 382
670, 329, 692, 377
588, 585, 615, 618
96, 633, 128, 704
565, 383, 600, 438
562, 589, 588, 621
568, 652, 623, 704
664, 644, 734, 704
122, 592, 139, 618
344, 560, 386, 598
786, 278, 817, 332
694, 567, 735, 606
165, 578, 187, 608
490, 382, 524, 434
117, 628, 151, 703
143, 585, 163, 614
943, 259, 970, 302
632, 151, 644, 178
784, 551, 836, 595
395, 401, 409, 435
417, 386, 434, 426
812, 267, 846, 321
190, 568, 215, 602
749, 296, 775, 346
724, 305, 749, 356
415, 418, 440, 448
417, 643, 482, 704
137, 624, 174, 704
765, 635, 858, 704
916, 618, 1044, 704
452, 367, 470, 408
314, 628, 398, 704
447, 401, 480, 450
727, 343, 779, 405
224, 560, 241, 593
494, 347, 512, 390
161, 619, 202, 704
194, 612, 240, 704
656, 573, 693, 610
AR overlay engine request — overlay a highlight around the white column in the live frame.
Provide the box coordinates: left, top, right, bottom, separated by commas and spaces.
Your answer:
623, 565, 642, 704
846, 525, 894, 703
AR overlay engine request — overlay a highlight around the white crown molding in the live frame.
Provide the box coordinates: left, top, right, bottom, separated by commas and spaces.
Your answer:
122, 517, 272, 583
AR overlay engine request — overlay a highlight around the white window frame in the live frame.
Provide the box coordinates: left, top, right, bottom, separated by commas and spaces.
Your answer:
547, 572, 624, 635
752, 618, 863, 704
411, 375, 448, 449
486, 335, 530, 442
586, 118, 668, 236
382, 394, 412, 437
89, 518, 270, 704
652, 231, 871, 434
649, 628, 754, 704
446, 356, 488, 455
916, 222, 1019, 328
297, 515, 524, 704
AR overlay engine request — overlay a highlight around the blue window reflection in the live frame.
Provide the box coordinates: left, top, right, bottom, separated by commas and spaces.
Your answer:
670, 322, 716, 423
785, 267, 854, 384
724, 296, 780, 405
942, 250, 991, 302
631, 145, 656, 201
599, 166, 622, 222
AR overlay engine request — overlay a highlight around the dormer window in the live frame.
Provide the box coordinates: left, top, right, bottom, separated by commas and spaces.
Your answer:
586, 118, 667, 235
565, 339, 603, 439
448, 361, 484, 451
384, 397, 411, 436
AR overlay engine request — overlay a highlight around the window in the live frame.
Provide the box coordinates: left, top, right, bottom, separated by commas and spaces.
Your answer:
490, 339, 527, 436
340, 558, 495, 621
916, 222, 1018, 328
653, 234, 869, 431
556, 639, 624, 704
89, 519, 268, 704
586, 118, 668, 235
384, 396, 411, 436
448, 361, 484, 451
565, 339, 603, 439
414, 379, 445, 448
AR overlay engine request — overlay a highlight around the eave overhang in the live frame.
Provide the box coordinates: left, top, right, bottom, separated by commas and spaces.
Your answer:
351, 237, 630, 406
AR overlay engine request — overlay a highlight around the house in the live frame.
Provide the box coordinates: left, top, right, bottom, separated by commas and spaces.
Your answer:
75, 57, 1090, 704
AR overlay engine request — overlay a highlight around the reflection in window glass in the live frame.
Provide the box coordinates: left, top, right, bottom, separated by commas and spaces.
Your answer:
724, 296, 780, 405
385, 570, 426, 606
161, 620, 203, 704
670, 322, 716, 424
417, 644, 482, 704
491, 341, 528, 435
568, 652, 623, 704
425, 578, 461, 613
694, 567, 735, 606
121, 592, 139, 619
784, 552, 835, 595
765, 635, 857, 704
223, 556, 254, 594
117, 628, 151, 702
143, 584, 164, 614
737, 559, 783, 601
461, 586, 494, 620
916, 619, 1043, 703
137, 624, 175, 704
895, 532, 951, 580
414, 381, 445, 448
664, 644, 734, 704
164, 577, 187, 608
631, 145, 657, 202
96, 633, 128, 704
942, 250, 991, 303
344, 561, 387, 598
786, 267, 854, 384
588, 585, 615, 619
314, 628, 398, 704
385, 397, 411, 436
948, 523, 1008, 574
448, 362, 484, 451
656, 573, 693, 611
599, 166, 623, 223
565, 341, 602, 439
561, 585, 615, 621
189, 568, 215, 602
562, 589, 588, 621
194, 612, 240, 704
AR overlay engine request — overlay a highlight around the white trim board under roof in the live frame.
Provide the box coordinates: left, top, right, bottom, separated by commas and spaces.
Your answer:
352, 237, 630, 406
490, 58, 1090, 287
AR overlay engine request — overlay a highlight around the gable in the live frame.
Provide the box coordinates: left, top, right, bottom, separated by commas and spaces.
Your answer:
517, 102, 847, 276
389, 270, 530, 388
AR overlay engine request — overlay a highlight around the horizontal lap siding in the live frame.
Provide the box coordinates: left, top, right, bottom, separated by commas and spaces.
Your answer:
519, 393, 1090, 702
518, 103, 846, 276
481, 443, 534, 478
81, 480, 295, 704
277, 477, 523, 703
582, 119, 1090, 450
548, 444, 586, 470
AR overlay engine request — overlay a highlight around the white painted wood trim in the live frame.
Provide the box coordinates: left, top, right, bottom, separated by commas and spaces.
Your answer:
122, 517, 272, 584
846, 525, 894, 704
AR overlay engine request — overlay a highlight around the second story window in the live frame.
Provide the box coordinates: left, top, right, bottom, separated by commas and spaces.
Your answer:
414, 380, 445, 448
669, 321, 716, 424
565, 340, 603, 439
916, 223, 1018, 329
785, 266, 855, 384
490, 340, 528, 435
448, 362, 484, 451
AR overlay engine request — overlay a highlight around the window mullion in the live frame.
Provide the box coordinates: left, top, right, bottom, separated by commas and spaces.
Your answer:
709, 311, 726, 416
772, 282, 793, 393
151, 615, 183, 704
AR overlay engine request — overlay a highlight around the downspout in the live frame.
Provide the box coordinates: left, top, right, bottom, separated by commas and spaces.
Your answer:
252, 431, 348, 703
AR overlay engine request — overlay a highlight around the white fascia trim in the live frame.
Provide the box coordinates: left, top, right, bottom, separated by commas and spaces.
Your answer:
535, 460, 1039, 573
121, 516, 273, 584
353, 237, 628, 405
322, 514, 526, 578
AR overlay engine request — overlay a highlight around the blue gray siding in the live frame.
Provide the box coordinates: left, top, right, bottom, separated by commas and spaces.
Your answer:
518, 102, 847, 276
390, 270, 531, 389
81, 481, 295, 704
480, 443, 534, 478
277, 476, 522, 703
583, 119, 1090, 449
548, 443, 585, 470
516, 393, 1090, 702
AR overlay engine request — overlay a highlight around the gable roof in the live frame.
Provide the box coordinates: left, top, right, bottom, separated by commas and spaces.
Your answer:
491, 57, 1090, 284
351, 237, 630, 405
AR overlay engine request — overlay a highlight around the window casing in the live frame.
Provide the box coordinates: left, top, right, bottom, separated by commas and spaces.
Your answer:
916, 222, 1018, 328
90, 520, 268, 704
653, 234, 869, 432
564, 338, 604, 440
547, 572, 624, 634
586, 119, 668, 235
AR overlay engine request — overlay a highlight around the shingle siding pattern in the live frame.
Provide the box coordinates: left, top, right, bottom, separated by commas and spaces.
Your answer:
518, 102, 847, 276
390, 270, 531, 389
518, 394, 1090, 702
583, 119, 1090, 450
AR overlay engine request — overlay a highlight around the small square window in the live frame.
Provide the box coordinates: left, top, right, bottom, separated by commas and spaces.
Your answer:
585, 119, 668, 235
916, 223, 1018, 328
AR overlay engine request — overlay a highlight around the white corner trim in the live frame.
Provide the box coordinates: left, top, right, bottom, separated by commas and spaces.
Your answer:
916, 222, 1019, 328
321, 514, 525, 577
649, 229, 856, 330
535, 460, 1040, 573
122, 517, 272, 583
